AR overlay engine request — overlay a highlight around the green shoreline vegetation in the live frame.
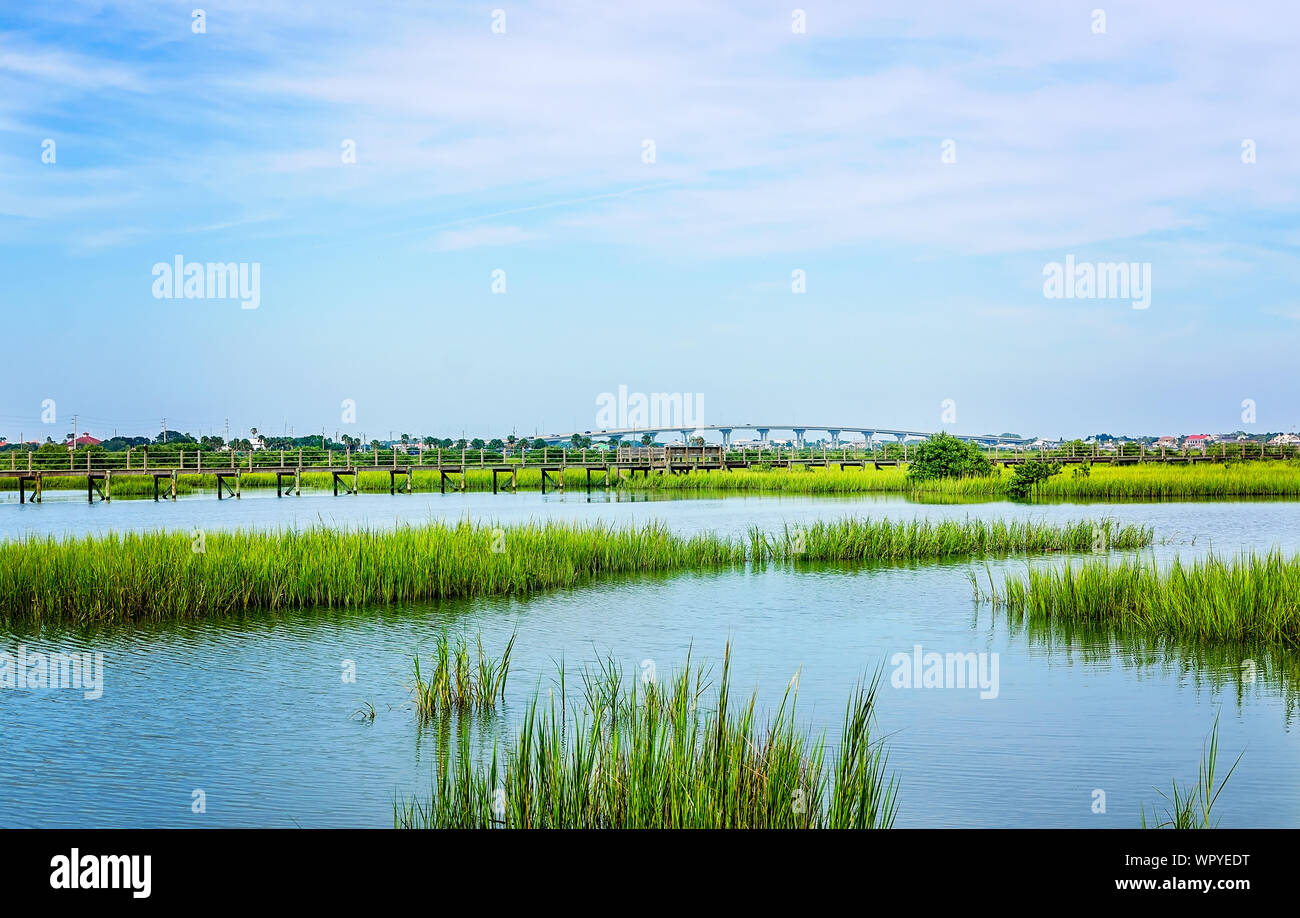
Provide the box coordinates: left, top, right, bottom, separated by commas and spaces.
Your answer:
396, 649, 899, 829
0, 517, 1150, 625
997, 552, 1300, 646
6, 460, 1300, 501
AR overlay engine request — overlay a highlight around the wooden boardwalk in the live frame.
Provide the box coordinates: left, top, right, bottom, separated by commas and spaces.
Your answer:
0, 442, 1291, 503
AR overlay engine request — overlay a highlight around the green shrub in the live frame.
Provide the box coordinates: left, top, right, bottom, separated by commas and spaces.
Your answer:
1006, 460, 1063, 499
905, 432, 993, 483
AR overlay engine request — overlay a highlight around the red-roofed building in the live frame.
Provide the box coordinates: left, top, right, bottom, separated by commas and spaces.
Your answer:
65, 434, 102, 448
1184, 434, 1209, 450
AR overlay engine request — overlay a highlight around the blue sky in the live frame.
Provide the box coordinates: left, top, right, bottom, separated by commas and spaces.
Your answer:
2, 1, 1299, 443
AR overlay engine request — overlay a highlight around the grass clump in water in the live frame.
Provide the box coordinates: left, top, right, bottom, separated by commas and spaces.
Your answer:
0, 516, 1151, 626
396, 647, 898, 829
413, 632, 515, 718
1141, 717, 1242, 829
998, 551, 1300, 646
757, 517, 1149, 562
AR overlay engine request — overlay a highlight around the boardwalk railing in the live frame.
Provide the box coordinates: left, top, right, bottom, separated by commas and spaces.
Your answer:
3, 441, 1299, 476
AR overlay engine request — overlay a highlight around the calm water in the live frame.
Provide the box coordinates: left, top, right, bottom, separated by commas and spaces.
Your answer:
1, 488, 1297, 827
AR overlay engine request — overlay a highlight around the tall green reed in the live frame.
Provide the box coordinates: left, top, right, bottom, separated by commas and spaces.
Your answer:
413, 632, 516, 718
998, 551, 1300, 645
1141, 717, 1242, 829
396, 647, 898, 829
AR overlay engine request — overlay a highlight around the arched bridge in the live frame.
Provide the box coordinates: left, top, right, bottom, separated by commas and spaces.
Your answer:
538, 425, 1032, 448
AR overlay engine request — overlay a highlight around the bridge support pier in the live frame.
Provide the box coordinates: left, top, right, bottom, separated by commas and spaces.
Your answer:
793, 428, 807, 449
828, 429, 840, 448
153, 472, 177, 501
718, 428, 732, 449
18, 475, 46, 503
756, 428, 770, 446
540, 468, 563, 494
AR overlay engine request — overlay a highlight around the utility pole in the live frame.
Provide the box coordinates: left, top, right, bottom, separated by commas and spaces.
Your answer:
71, 414, 77, 449
225, 418, 230, 445
162, 418, 167, 444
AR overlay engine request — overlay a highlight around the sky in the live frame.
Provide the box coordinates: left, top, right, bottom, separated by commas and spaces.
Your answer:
2, 0, 1298, 444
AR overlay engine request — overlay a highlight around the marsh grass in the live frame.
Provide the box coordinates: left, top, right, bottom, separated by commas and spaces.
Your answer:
998, 551, 1300, 645
571, 461, 1300, 500
413, 632, 516, 718
1141, 717, 1242, 829
7, 459, 1298, 500
760, 517, 1148, 562
0, 517, 1152, 625
396, 647, 898, 829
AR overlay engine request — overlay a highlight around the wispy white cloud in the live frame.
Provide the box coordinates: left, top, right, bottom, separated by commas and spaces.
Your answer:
4, 0, 1300, 268
429, 225, 540, 251
0, 45, 145, 91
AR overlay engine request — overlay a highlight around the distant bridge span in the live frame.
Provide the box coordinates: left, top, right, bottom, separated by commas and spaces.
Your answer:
538, 425, 1033, 448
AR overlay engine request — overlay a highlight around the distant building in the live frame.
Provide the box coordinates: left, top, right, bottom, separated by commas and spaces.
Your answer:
65, 434, 102, 448
1183, 434, 1209, 450
1269, 433, 1300, 446
1155, 436, 1179, 449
